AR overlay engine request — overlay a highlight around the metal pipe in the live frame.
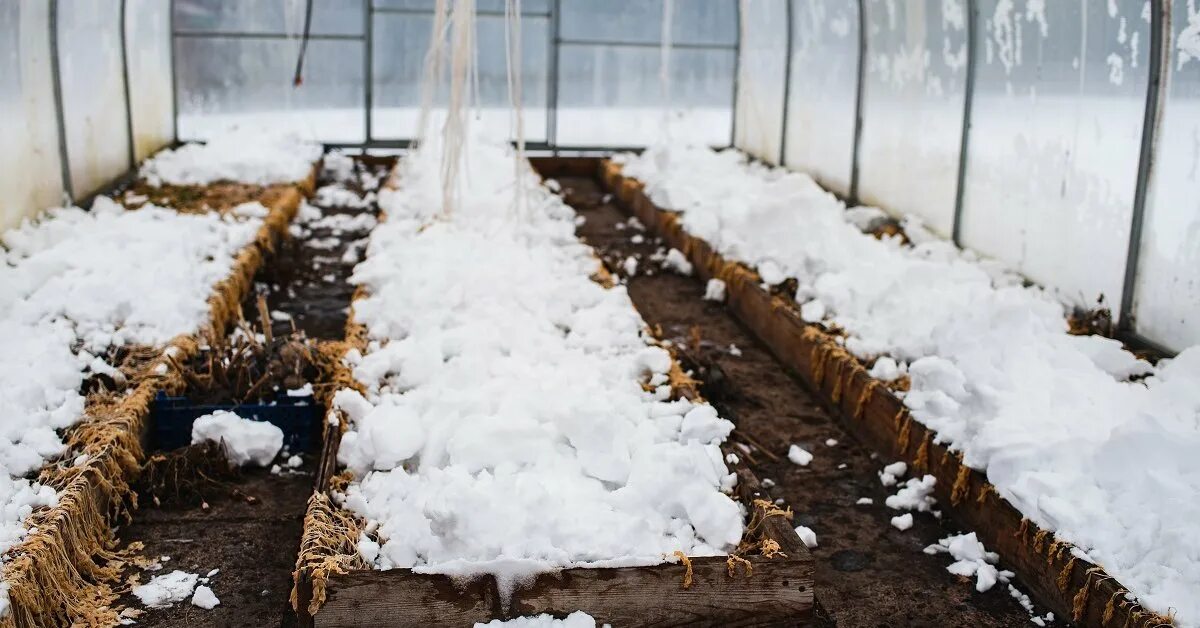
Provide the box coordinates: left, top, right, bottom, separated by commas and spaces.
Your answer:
372, 7, 551, 17
950, 0, 978, 246
729, 0, 742, 148
847, 0, 867, 204
119, 0, 136, 168
547, 0, 561, 153
1118, 0, 1170, 332
48, 0, 74, 202
364, 0, 373, 143
169, 0, 178, 143
778, 0, 795, 165
171, 30, 364, 40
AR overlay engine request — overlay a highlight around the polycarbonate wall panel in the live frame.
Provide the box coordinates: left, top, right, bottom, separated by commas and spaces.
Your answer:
374, 0, 550, 14
175, 0, 363, 36
58, 0, 132, 199
782, 0, 860, 196
371, 13, 549, 141
0, 1, 64, 231
735, 0, 788, 164
555, 1, 736, 147
855, 0, 967, 235
127, 0, 174, 162
175, 37, 365, 142
959, 0, 1149, 311
1131, 0, 1200, 350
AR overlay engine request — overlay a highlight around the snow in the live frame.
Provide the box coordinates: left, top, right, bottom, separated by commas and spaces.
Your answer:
878, 461, 908, 487
618, 144, 1200, 625
704, 278, 726, 302
787, 444, 813, 466
890, 513, 914, 531
132, 570, 198, 608
190, 410, 284, 467
139, 129, 320, 187
0, 196, 263, 614
855, 497, 874, 505
794, 525, 818, 548
884, 475, 937, 513
924, 532, 1011, 593
190, 585, 220, 610
333, 134, 743, 599
662, 248, 693, 276
474, 611, 602, 628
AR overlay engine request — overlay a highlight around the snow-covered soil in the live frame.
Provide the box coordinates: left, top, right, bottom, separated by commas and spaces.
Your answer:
139, 130, 321, 187
0, 196, 267, 615
617, 144, 1200, 626
330, 136, 744, 596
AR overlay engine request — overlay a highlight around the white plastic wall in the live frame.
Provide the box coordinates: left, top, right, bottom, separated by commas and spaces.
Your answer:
1130, 0, 1200, 349
735, 0, 788, 164
782, 0, 859, 197
855, 0, 968, 236
126, 0, 175, 163
958, 0, 1149, 311
57, 0, 133, 200
0, 1, 65, 231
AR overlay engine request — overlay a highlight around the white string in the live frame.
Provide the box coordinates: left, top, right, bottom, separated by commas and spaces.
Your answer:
440, 0, 476, 217
416, 0, 450, 145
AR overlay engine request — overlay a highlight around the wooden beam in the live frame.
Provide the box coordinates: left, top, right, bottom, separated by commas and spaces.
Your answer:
598, 159, 1174, 628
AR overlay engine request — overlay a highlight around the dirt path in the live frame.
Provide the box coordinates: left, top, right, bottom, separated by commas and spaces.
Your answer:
560, 175, 1049, 627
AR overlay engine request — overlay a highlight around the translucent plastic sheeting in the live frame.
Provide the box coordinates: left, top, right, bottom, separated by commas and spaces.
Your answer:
1131, 0, 1200, 351
127, 0, 174, 163
782, 0, 860, 197
554, 1, 735, 147
371, 13, 549, 141
175, 37, 365, 143
559, 0, 736, 46
959, 0, 1149, 312
374, 0, 551, 14
735, 0, 789, 164
556, 44, 735, 147
855, 0, 967, 236
174, 0, 363, 36
0, 1, 64, 232
58, 0, 133, 200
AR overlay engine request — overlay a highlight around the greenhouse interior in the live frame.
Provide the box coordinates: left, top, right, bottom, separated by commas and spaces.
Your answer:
0, 0, 1198, 626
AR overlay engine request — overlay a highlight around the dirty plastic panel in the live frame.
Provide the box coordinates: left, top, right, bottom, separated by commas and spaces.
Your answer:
735, 0, 789, 164
0, 0, 65, 231
373, 0, 551, 15
1131, 0, 1200, 351
855, 0, 968, 236
57, 0, 133, 200
175, 37, 365, 142
371, 13, 549, 141
174, 0, 363, 36
126, 0, 174, 163
554, 1, 735, 147
782, 0, 860, 197
959, 0, 1149, 312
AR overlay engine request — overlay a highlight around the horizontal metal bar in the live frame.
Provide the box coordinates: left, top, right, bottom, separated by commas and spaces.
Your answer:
173, 30, 365, 41
558, 38, 737, 51
371, 6, 551, 18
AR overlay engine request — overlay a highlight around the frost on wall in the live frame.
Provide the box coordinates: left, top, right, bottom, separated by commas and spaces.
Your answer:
855, 0, 968, 236
1131, 0, 1200, 351
960, 0, 1149, 315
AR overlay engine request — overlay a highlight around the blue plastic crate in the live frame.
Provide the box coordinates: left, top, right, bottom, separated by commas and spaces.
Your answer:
150, 391, 322, 452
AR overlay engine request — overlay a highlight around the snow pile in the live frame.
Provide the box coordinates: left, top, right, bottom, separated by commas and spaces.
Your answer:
191, 410, 284, 467
475, 611, 601, 628
139, 130, 321, 187
132, 571, 199, 608
190, 585, 220, 609
618, 144, 1200, 624
0, 197, 263, 614
334, 135, 743, 594
924, 532, 1015, 593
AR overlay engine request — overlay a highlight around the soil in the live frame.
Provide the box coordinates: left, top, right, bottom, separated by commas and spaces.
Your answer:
114, 468, 312, 627
558, 175, 1053, 628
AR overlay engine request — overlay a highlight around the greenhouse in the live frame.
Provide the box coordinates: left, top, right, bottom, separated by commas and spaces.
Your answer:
1, 0, 1198, 626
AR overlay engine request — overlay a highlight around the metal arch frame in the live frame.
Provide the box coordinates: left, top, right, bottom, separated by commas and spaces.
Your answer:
950, 0, 978, 247
48, 0, 74, 202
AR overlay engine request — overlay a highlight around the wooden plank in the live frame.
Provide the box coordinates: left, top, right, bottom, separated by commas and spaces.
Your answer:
317, 555, 810, 628
599, 159, 1175, 628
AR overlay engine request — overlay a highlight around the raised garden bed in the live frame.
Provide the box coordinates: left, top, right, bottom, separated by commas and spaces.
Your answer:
595, 158, 1170, 628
